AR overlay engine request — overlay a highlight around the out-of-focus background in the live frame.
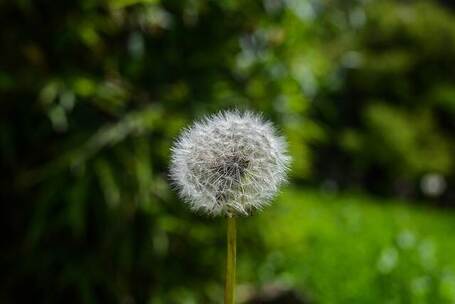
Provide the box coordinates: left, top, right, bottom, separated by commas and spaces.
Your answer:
1, 0, 455, 303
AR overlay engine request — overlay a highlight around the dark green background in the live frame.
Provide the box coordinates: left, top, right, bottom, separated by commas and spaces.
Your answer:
1, 0, 454, 303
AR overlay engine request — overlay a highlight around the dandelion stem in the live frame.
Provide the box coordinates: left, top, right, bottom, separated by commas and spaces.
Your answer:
224, 216, 236, 304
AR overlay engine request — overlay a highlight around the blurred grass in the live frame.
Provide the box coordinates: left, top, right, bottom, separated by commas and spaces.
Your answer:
244, 188, 455, 303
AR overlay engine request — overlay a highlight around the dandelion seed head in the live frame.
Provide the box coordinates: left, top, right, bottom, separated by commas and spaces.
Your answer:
170, 110, 290, 216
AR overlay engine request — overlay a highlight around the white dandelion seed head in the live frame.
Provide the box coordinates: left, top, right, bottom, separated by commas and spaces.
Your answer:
170, 110, 291, 217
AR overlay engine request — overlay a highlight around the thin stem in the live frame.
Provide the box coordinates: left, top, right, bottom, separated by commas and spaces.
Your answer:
224, 216, 236, 304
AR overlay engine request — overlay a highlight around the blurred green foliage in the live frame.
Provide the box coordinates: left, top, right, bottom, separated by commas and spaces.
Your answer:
253, 189, 455, 303
313, 1, 455, 198
0, 0, 454, 303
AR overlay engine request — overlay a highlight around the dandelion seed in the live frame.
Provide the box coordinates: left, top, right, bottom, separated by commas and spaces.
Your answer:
170, 110, 290, 216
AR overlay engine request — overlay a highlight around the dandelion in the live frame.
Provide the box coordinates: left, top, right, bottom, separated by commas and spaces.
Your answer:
170, 110, 290, 303
170, 110, 290, 216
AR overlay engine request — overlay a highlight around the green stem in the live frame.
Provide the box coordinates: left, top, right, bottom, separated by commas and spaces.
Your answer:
224, 216, 236, 304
